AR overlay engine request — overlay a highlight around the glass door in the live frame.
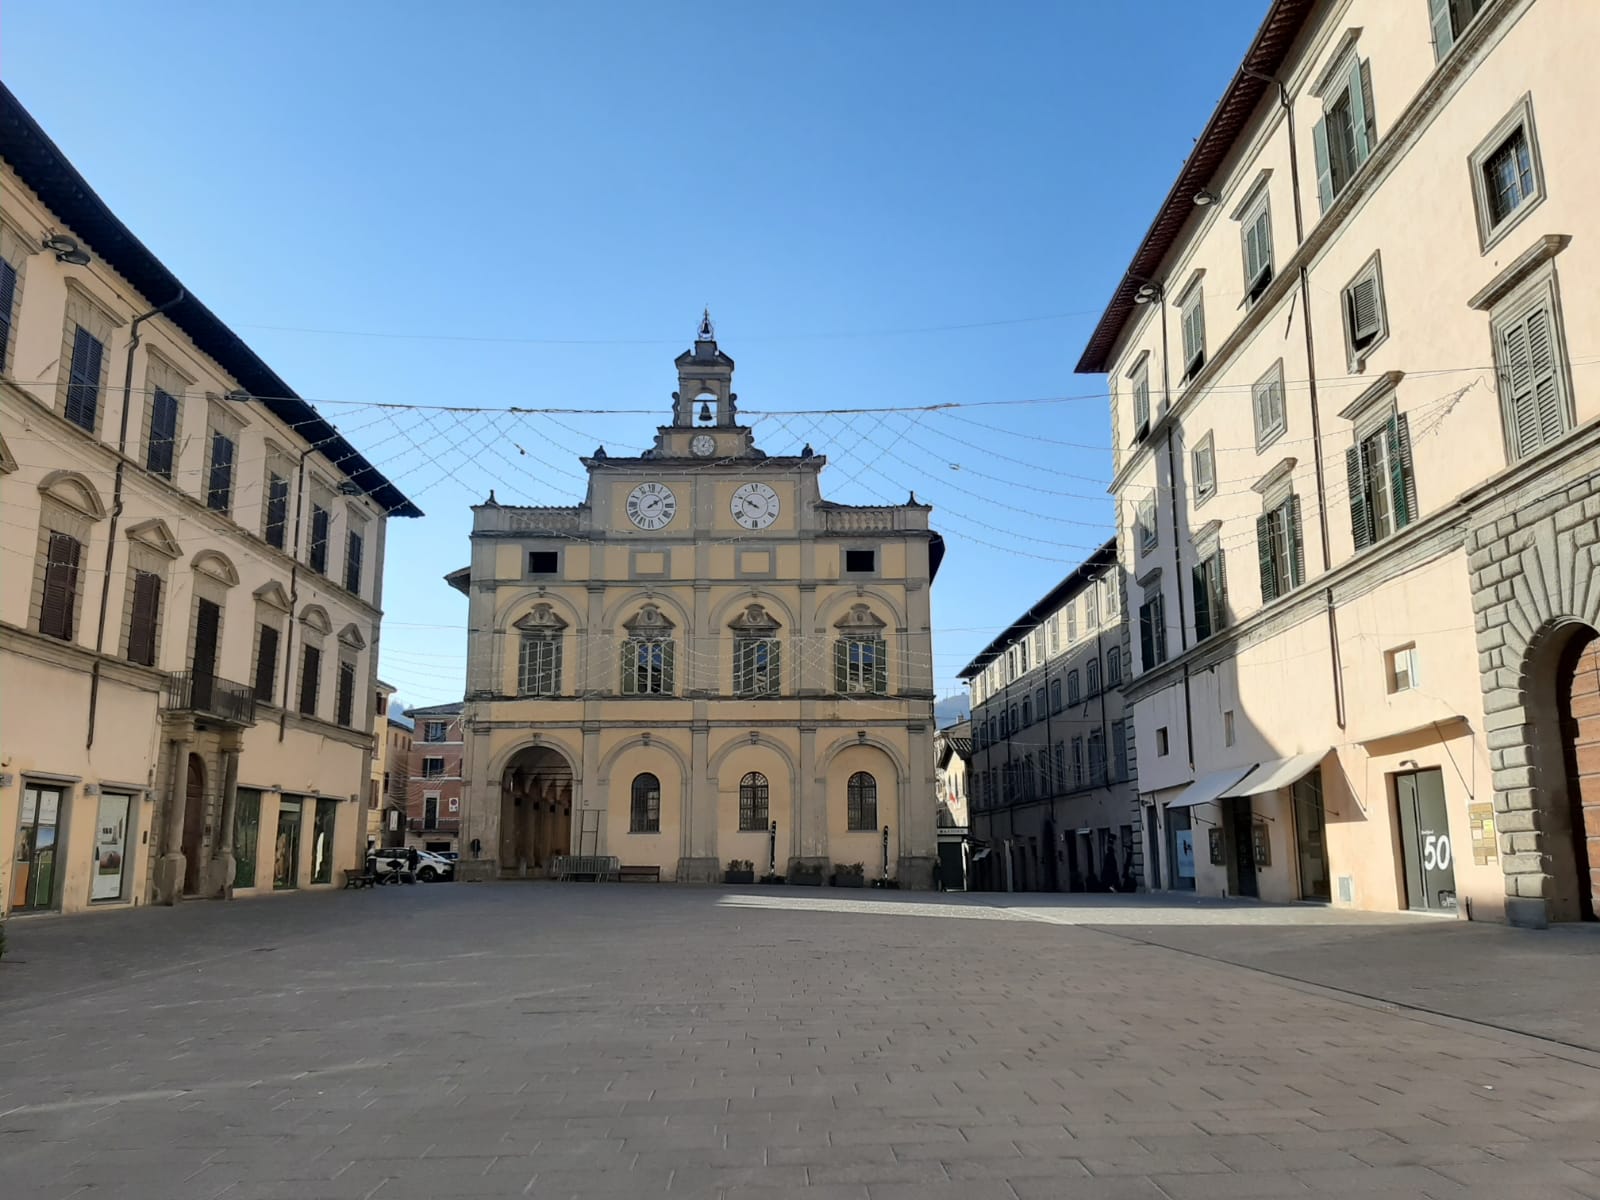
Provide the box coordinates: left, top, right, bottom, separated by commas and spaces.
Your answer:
273, 797, 302, 890
1396, 768, 1456, 912
12, 784, 64, 912
1293, 770, 1331, 901
234, 789, 261, 889
310, 799, 338, 884
90, 793, 132, 902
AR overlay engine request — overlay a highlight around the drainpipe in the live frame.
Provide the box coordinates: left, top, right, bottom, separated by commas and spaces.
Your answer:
87, 288, 185, 750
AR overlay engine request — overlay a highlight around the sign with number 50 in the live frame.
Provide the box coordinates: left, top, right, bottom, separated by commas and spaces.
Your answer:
1423, 833, 1452, 872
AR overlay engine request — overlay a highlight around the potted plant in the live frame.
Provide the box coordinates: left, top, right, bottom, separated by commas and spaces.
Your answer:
871, 875, 900, 889
759, 872, 785, 884
789, 861, 824, 887
831, 862, 865, 888
724, 858, 755, 885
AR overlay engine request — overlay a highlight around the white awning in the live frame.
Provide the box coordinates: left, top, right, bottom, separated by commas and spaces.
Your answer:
1165, 766, 1256, 810
1223, 750, 1328, 798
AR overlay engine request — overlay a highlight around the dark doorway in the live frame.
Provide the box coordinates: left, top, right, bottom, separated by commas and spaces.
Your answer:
1558, 628, 1600, 922
1144, 805, 1163, 890
1225, 796, 1258, 898
1395, 767, 1456, 912
182, 753, 206, 895
1293, 769, 1332, 902
500, 746, 574, 874
1041, 820, 1060, 891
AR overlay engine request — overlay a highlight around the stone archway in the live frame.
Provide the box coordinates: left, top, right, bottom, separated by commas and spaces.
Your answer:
499, 746, 573, 876
1556, 627, 1600, 921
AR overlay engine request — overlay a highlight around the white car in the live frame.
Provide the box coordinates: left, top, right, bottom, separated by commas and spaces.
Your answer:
367, 849, 455, 883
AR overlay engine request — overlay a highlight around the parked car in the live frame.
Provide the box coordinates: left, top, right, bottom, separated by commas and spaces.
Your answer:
414, 851, 455, 882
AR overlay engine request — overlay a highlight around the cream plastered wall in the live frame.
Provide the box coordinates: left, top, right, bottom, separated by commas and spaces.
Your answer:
712, 737, 799, 873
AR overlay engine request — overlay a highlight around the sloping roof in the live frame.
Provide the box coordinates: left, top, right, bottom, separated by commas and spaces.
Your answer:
0, 82, 421, 518
958, 538, 1119, 678
1074, 0, 1316, 374
404, 702, 464, 718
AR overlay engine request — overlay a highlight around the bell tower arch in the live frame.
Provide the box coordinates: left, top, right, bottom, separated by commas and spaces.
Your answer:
672, 309, 737, 428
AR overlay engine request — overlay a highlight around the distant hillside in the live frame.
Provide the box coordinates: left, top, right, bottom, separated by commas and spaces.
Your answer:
934, 694, 970, 729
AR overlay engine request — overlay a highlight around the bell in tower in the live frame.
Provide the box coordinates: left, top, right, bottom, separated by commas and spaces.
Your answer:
672, 308, 738, 428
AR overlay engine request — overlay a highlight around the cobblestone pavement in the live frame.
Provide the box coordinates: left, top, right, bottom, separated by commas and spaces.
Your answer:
3, 885, 1600, 1199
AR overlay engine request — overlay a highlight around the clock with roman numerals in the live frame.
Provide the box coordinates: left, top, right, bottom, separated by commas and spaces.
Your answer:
625, 481, 677, 530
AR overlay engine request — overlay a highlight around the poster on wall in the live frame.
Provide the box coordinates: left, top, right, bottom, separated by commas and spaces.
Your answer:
1174, 830, 1195, 879
91, 794, 130, 901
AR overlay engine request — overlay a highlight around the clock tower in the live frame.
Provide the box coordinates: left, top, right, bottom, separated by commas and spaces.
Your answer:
453, 316, 945, 888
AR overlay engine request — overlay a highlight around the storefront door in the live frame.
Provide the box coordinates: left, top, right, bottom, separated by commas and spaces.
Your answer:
234, 789, 261, 889
12, 784, 65, 912
1226, 796, 1259, 898
1167, 808, 1196, 891
1396, 768, 1456, 912
310, 799, 338, 885
1292, 770, 1331, 902
273, 798, 302, 890
90, 793, 133, 902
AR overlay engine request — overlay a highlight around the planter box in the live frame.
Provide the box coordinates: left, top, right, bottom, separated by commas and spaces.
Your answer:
724, 870, 755, 885
789, 872, 824, 887
759, 874, 786, 885
831, 875, 865, 888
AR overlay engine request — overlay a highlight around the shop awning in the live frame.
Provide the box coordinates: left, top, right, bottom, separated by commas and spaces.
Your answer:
1165, 766, 1256, 810
1223, 750, 1328, 798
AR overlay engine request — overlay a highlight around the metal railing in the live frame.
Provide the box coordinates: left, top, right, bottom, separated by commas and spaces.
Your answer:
408, 817, 461, 834
165, 671, 257, 725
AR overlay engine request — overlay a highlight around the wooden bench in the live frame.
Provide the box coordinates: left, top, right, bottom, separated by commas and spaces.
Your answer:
617, 865, 661, 883
343, 866, 376, 889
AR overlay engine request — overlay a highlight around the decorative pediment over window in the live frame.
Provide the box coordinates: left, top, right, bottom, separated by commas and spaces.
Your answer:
834, 603, 887, 633
513, 602, 569, 633
191, 549, 239, 586
338, 622, 367, 650
0, 431, 17, 475
299, 603, 333, 636
728, 603, 780, 633
126, 518, 182, 559
254, 580, 293, 613
37, 470, 107, 520
622, 602, 675, 635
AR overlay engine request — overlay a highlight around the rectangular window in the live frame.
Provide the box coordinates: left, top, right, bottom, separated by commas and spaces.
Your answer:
39, 530, 82, 640
206, 430, 235, 513
1112, 720, 1128, 782
298, 645, 321, 716
1387, 643, 1420, 693
1136, 495, 1158, 553
1431, 0, 1490, 63
1313, 52, 1376, 211
1470, 97, 1545, 251
1085, 586, 1099, 629
1342, 254, 1389, 369
254, 623, 279, 702
1138, 589, 1168, 670
1240, 191, 1274, 305
424, 720, 447, 742
424, 795, 440, 830
518, 634, 561, 696
146, 388, 178, 479
1493, 279, 1572, 461
309, 505, 330, 574
1348, 413, 1416, 550
1253, 360, 1287, 450
1180, 287, 1206, 382
64, 325, 105, 432
0, 256, 16, 373
622, 638, 675, 695
1071, 737, 1085, 788
1192, 433, 1216, 504
835, 636, 888, 695
528, 550, 559, 574
735, 637, 781, 697
1065, 601, 1078, 643
1256, 495, 1306, 603
1107, 646, 1122, 686
126, 570, 162, 667
423, 757, 445, 779
336, 660, 356, 727
264, 472, 290, 550
1087, 657, 1101, 696
1192, 551, 1227, 642
1130, 358, 1151, 441
1224, 709, 1236, 746
1088, 731, 1106, 786
1156, 727, 1170, 757
845, 549, 876, 573
344, 530, 364, 595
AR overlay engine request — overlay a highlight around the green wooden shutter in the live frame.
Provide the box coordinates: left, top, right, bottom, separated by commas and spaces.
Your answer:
1256, 514, 1278, 603
1346, 445, 1371, 551
620, 640, 636, 694
65, 327, 103, 431
1387, 413, 1417, 529
1429, 0, 1456, 60
1192, 563, 1211, 642
1497, 303, 1563, 460
1348, 58, 1372, 163
662, 641, 675, 694
1312, 116, 1334, 213
127, 570, 161, 666
833, 639, 848, 692
872, 638, 888, 694
1526, 304, 1566, 448
1289, 495, 1307, 588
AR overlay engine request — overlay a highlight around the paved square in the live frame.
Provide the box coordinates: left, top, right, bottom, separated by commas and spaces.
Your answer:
3, 886, 1600, 1199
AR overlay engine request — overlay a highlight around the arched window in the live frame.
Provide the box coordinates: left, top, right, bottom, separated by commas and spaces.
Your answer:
630, 772, 660, 833
739, 771, 769, 831
1021, 697, 1032, 727
1087, 657, 1102, 696
1050, 678, 1063, 713
847, 771, 877, 831
1067, 669, 1081, 705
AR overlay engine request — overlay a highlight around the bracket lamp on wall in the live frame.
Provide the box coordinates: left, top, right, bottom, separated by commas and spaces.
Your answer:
1193, 188, 1221, 206
1133, 282, 1163, 305
43, 234, 91, 266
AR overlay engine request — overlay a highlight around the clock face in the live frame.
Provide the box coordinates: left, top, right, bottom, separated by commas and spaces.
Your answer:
626, 481, 677, 530
731, 482, 780, 530
690, 434, 716, 458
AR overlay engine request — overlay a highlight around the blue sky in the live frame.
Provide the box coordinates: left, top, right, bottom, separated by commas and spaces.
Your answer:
5, 0, 1266, 709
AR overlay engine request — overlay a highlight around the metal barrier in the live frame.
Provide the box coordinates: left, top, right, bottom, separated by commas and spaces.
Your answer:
549, 854, 620, 882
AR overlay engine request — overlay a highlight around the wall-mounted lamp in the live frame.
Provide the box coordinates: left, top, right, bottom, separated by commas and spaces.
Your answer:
1193, 188, 1221, 207
337, 481, 363, 497
223, 389, 251, 403
43, 234, 91, 266
1132, 282, 1162, 305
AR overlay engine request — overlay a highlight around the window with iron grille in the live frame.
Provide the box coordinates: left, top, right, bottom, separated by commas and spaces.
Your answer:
1239, 188, 1274, 305
1071, 737, 1085, 788
739, 771, 769, 831
835, 636, 887, 695
1112, 720, 1128, 781
630, 772, 661, 832
1192, 432, 1217, 505
1054, 742, 1067, 790
518, 634, 561, 696
847, 771, 877, 831
735, 637, 781, 696
621, 638, 674, 695
1021, 696, 1032, 727
1469, 96, 1545, 251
